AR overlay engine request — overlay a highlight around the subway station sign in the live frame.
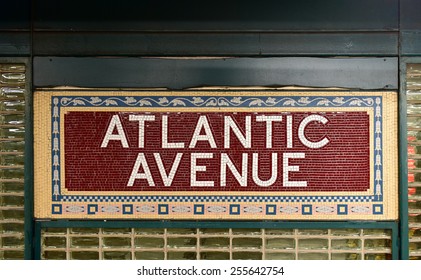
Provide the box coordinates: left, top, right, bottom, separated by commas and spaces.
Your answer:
34, 91, 398, 220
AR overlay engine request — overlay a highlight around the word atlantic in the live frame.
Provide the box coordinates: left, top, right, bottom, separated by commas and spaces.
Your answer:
100, 113, 330, 188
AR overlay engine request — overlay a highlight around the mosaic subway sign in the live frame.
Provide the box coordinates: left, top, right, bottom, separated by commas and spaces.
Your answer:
34, 91, 398, 220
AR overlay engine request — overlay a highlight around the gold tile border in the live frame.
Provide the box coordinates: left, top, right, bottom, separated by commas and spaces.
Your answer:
34, 90, 398, 220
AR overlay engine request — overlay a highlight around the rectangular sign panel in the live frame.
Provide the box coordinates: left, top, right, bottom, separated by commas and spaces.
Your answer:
34, 91, 398, 220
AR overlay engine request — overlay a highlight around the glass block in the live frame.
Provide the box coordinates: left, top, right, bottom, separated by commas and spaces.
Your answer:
134, 228, 164, 235
0, 195, 24, 207
71, 251, 99, 260
0, 236, 24, 248
265, 253, 295, 260
298, 229, 328, 235
0, 209, 24, 219
232, 228, 261, 235
199, 228, 229, 235
232, 238, 262, 249
0, 87, 25, 98
0, 140, 25, 152
0, 99, 25, 110
167, 237, 196, 248
409, 241, 421, 252
407, 104, 421, 115
43, 228, 67, 234
408, 201, 421, 212
0, 64, 25, 72
0, 181, 24, 193
103, 251, 131, 260
364, 239, 391, 250
0, 153, 25, 165
200, 252, 230, 260
71, 237, 100, 248
298, 238, 328, 250
362, 229, 391, 237
167, 228, 196, 235
364, 253, 391, 260
0, 250, 24, 260
331, 253, 361, 260
135, 237, 164, 248
331, 239, 361, 250
42, 251, 67, 260
409, 214, 421, 224
0, 222, 24, 233
0, 126, 25, 139
0, 168, 24, 179
266, 238, 295, 250
70, 228, 99, 234
135, 251, 165, 260
0, 73, 25, 85
330, 229, 361, 236
265, 229, 294, 236
43, 237, 66, 248
167, 252, 196, 260
409, 228, 421, 238
200, 237, 229, 248
298, 253, 329, 260
102, 237, 131, 248
0, 113, 24, 125
232, 252, 262, 260
102, 228, 131, 234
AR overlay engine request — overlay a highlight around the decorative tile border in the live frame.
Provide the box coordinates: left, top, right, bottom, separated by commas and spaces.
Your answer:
34, 91, 398, 220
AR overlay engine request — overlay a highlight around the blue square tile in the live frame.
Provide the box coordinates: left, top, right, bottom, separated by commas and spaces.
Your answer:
194, 204, 205, 215
230, 204, 241, 215
373, 204, 383, 214
52, 204, 62, 214
158, 204, 169, 215
302, 204, 312, 215
337, 204, 348, 215
122, 204, 133, 214
87, 204, 98, 215
266, 204, 277, 215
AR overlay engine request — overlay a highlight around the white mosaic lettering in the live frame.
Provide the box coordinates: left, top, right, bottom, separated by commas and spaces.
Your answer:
189, 116, 217, 148
298, 115, 329, 149
162, 115, 185, 148
129, 115, 155, 148
154, 153, 183, 186
283, 152, 307, 187
256, 115, 282, 148
252, 153, 278, 187
287, 115, 293, 148
220, 153, 248, 187
127, 153, 155, 186
101, 115, 129, 148
191, 153, 214, 187
224, 116, 251, 148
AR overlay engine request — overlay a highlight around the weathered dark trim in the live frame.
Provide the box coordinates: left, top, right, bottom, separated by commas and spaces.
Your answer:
401, 31, 421, 56
33, 0, 399, 32
0, 32, 30, 56
33, 57, 398, 90
32, 32, 399, 57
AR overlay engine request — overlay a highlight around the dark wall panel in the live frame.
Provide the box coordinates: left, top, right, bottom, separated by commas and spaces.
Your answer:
33, 0, 398, 31
33, 57, 397, 90
0, 0, 31, 30
400, 0, 421, 29
33, 32, 398, 56
0, 32, 30, 56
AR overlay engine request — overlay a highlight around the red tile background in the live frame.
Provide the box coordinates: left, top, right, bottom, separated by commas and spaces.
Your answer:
64, 111, 370, 192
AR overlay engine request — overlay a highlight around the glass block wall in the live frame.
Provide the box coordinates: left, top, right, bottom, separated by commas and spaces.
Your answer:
41, 228, 392, 260
407, 63, 421, 260
0, 63, 26, 259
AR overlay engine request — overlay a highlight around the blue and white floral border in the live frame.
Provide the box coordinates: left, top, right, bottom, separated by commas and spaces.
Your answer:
50, 94, 383, 216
